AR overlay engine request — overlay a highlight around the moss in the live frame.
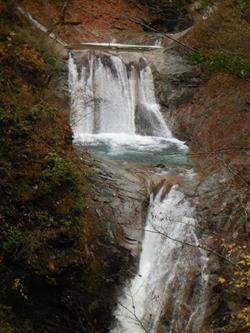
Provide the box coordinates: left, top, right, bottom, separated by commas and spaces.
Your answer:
1, 228, 29, 255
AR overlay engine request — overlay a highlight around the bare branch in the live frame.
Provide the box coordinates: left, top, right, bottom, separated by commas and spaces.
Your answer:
117, 300, 150, 333
146, 226, 243, 271
121, 14, 195, 52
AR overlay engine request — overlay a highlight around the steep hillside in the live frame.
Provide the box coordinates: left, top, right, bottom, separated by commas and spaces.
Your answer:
175, 1, 250, 331
19, 0, 194, 43
139, 0, 193, 31
21, 0, 150, 43
0, 2, 131, 333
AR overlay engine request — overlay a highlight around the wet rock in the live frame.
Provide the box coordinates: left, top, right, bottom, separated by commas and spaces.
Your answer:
77, 153, 149, 256
146, 47, 200, 134
135, 104, 165, 136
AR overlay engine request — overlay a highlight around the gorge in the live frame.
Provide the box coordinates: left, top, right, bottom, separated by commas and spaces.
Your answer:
0, 1, 249, 333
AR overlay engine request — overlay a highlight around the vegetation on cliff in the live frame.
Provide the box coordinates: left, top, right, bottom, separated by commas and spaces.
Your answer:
0, 2, 128, 333
187, 0, 250, 79
177, 1, 250, 331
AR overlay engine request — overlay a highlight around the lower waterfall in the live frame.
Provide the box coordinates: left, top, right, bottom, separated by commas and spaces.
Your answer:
68, 48, 209, 332
111, 184, 209, 333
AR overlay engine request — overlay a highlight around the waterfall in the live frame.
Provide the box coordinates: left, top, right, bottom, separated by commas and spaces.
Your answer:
68, 51, 187, 164
137, 65, 171, 137
111, 185, 209, 333
68, 51, 171, 139
68, 47, 209, 332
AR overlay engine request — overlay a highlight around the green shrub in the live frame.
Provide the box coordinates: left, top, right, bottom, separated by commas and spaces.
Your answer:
28, 104, 59, 121
190, 50, 250, 79
43, 152, 76, 187
1, 228, 28, 254
241, 0, 250, 20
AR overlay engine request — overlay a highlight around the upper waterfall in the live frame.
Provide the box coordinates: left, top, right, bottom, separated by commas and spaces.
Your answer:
68, 50, 187, 165
68, 51, 170, 137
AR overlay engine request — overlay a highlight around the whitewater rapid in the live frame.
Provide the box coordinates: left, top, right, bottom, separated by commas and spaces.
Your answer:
110, 184, 209, 333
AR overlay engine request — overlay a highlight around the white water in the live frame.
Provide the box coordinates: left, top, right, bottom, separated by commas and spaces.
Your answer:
68, 49, 209, 332
69, 52, 136, 135
110, 185, 209, 333
68, 52, 176, 149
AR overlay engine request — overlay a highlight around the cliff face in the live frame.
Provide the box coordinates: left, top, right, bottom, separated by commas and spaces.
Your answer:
21, 0, 194, 43
22, 0, 150, 43
0, 3, 136, 333
174, 73, 249, 331
171, 2, 250, 331
139, 0, 193, 31
176, 74, 250, 174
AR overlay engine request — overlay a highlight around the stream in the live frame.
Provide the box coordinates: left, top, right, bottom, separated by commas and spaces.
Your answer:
68, 46, 209, 333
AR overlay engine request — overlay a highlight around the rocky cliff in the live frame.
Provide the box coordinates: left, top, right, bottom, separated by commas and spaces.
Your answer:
139, 0, 193, 31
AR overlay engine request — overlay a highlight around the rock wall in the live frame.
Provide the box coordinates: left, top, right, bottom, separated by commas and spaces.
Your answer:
149, 41, 249, 332
140, 11, 249, 326
175, 73, 249, 331
146, 46, 200, 129
139, 0, 193, 31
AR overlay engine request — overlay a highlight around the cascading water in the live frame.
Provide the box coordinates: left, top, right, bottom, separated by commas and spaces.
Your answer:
110, 183, 209, 333
68, 51, 187, 165
68, 48, 209, 332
